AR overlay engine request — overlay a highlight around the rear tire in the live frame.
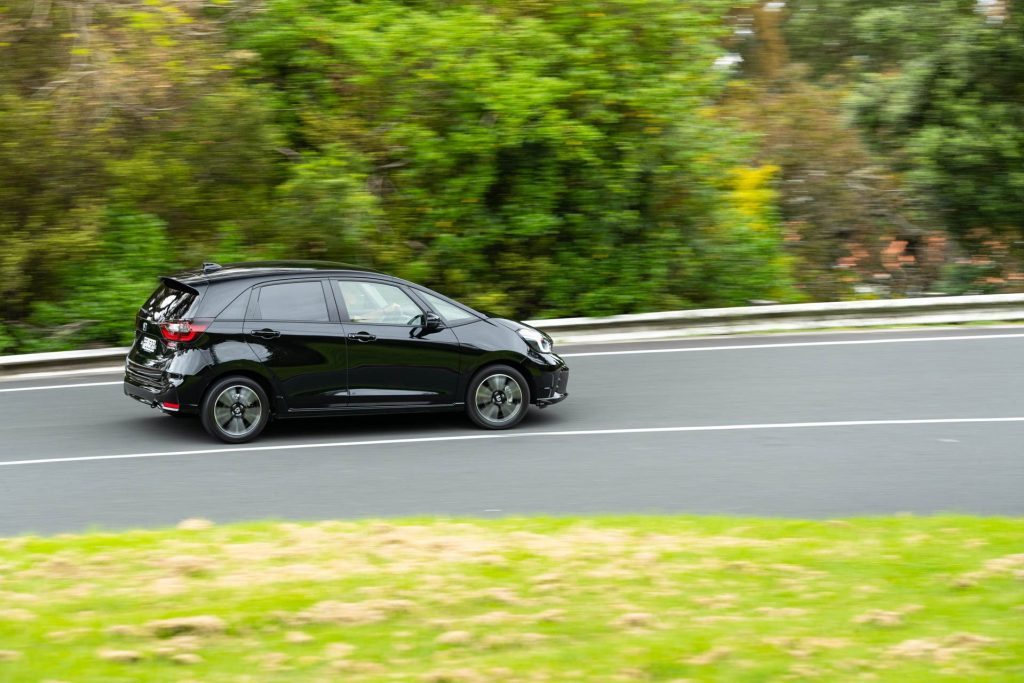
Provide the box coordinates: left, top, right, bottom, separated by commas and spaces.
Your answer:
201, 376, 270, 443
466, 364, 530, 430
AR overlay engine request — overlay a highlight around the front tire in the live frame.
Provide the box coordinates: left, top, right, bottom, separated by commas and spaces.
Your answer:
201, 376, 270, 443
466, 365, 530, 430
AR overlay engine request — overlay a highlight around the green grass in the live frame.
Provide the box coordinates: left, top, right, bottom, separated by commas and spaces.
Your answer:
1, 516, 1022, 682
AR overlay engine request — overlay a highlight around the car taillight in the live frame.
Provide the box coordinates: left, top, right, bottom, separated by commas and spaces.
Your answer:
160, 319, 211, 343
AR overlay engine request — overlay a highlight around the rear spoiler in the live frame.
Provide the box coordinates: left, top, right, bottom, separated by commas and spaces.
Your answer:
159, 276, 202, 296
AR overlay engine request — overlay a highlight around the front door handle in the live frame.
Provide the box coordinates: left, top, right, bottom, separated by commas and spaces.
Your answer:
248, 328, 281, 340
347, 331, 377, 343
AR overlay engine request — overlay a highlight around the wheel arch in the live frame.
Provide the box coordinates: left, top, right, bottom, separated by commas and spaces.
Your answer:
466, 357, 537, 404
203, 366, 281, 416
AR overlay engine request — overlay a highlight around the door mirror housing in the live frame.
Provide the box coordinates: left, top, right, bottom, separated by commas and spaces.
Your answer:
423, 312, 444, 330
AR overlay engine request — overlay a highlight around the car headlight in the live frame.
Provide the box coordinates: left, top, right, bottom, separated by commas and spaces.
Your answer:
518, 327, 553, 354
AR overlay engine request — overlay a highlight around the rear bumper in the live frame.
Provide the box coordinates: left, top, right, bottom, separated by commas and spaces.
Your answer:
123, 377, 183, 413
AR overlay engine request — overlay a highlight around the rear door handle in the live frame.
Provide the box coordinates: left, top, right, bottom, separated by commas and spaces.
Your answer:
248, 328, 281, 339
347, 331, 376, 342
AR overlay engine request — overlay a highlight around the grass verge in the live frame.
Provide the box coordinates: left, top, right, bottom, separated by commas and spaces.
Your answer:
1, 516, 1021, 681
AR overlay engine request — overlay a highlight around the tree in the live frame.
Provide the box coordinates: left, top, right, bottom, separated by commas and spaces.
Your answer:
0, 0, 278, 347
850, 6, 1024, 242
722, 74, 942, 300
779, 0, 1024, 291
237, 0, 796, 316
0, 0, 801, 351
783, 0, 978, 78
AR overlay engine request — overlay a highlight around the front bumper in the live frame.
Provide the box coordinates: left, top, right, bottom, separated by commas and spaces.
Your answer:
535, 365, 569, 407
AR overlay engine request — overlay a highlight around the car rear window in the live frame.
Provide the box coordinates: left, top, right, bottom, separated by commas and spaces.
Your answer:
142, 282, 199, 323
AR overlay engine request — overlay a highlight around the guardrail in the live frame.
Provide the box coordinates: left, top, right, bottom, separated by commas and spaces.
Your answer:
526, 293, 1024, 344
3, 293, 1024, 377
0, 347, 131, 377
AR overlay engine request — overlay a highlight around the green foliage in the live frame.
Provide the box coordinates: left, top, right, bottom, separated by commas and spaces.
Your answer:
936, 262, 1005, 296
0, 323, 13, 354
273, 145, 386, 265
0, 95, 107, 318
1, 0, 803, 352
5, 0, 1022, 354
721, 75, 942, 300
783, 0, 978, 78
0, 0, 280, 350
787, 0, 1024, 242
237, 0, 795, 317
28, 210, 174, 351
782, 0, 1024, 283
850, 10, 1024, 239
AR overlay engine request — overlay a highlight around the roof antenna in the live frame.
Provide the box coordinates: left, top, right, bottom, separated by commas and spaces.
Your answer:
202, 262, 222, 273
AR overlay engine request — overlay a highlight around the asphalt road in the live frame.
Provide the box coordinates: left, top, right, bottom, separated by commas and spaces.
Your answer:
2, 327, 1023, 535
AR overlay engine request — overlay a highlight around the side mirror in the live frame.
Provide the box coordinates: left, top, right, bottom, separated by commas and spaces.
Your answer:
423, 312, 444, 330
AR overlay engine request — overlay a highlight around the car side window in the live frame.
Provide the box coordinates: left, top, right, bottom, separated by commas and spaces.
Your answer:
336, 281, 422, 325
217, 288, 252, 320
418, 291, 476, 325
254, 282, 329, 322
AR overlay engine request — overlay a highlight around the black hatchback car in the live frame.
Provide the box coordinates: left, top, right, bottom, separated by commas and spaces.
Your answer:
124, 261, 569, 442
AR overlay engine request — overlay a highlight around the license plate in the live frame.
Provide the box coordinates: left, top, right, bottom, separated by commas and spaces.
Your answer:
141, 336, 157, 353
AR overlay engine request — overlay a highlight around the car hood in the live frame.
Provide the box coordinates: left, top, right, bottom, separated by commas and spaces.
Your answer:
489, 317, 551, 339
488, 317, 528, 331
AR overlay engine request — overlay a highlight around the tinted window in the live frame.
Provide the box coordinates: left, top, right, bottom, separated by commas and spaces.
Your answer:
256, 282, 329, 321
419, 291, 476, 325
217, 288, 251, 320
337, 281, 422, 325
143, 283, 198, 323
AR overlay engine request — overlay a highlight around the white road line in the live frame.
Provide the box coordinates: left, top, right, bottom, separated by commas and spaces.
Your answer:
559, 333, 1024, 357
0, 381, 122, 394
3, 331, 1022, 392
3, 416, 1022, 467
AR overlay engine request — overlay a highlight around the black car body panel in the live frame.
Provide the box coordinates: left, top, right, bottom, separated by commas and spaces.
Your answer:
123, 261, 569, 429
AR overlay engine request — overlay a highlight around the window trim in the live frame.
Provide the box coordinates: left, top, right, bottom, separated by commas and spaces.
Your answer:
246, 279, 337, 324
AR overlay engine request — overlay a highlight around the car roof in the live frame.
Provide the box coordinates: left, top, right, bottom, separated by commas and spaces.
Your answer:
163, 260, 489, 322
166, 261, 386, 286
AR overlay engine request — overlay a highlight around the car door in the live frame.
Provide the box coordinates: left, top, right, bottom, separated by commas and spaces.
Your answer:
244, 279, 348, 411
333, 279, 462, 406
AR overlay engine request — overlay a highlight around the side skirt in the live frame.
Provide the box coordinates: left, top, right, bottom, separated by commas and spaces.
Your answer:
279, 403, 465, 419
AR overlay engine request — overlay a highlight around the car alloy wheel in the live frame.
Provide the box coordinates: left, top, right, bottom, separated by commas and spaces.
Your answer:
467, 365, 529, 429
201, 376, 270, 443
